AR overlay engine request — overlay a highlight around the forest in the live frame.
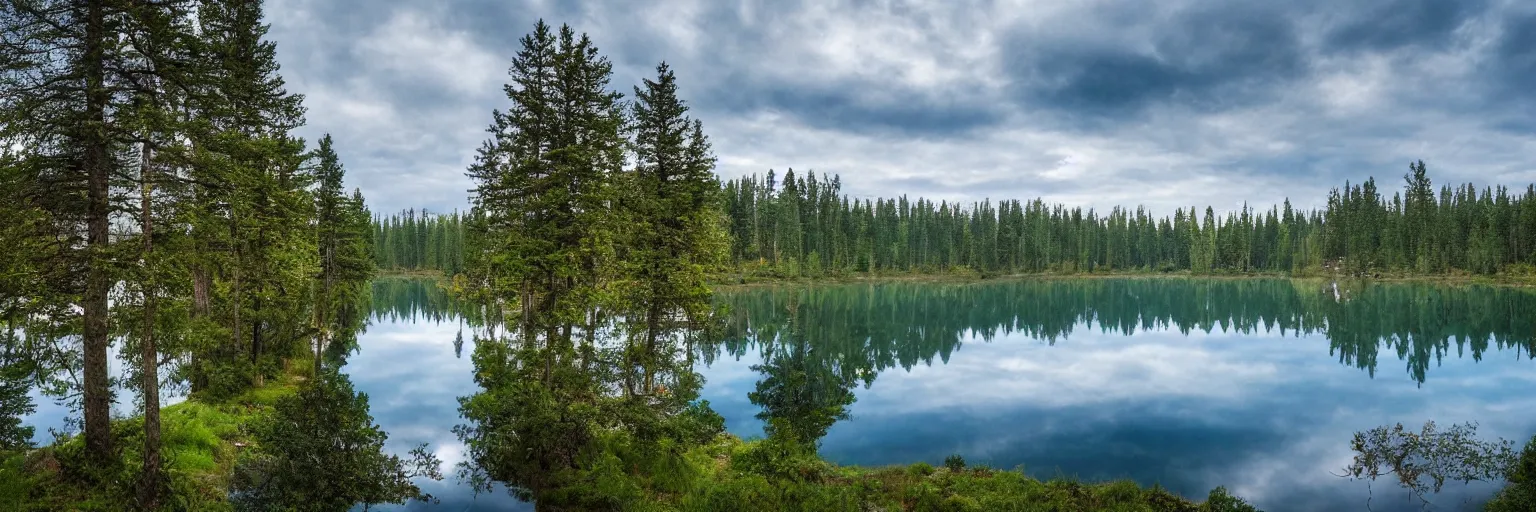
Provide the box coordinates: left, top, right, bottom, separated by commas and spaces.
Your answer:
0, 0, 432, 509
382, 161, 1536, 280
370, 209, 467, 274
3, 1, 1534, 511
719, 162, 1536, 277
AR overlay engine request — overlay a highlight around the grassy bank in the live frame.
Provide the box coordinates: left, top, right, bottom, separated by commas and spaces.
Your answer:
655, 435, 1262, 512
0, 363, 308, 511
374, 268, 451, 279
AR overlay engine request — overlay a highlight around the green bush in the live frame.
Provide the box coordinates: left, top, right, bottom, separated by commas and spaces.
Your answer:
1203, 486, 1261, 512
1486, 436, 1536, 512
689, 473, 784, 511
940, 494, 982, 512
229, 371, 440, 512
943, 454, 966, 472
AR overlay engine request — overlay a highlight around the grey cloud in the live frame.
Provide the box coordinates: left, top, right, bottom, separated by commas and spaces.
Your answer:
663, 0, 1008, 138
1486, 12, 1536, 128
264, 0, 1536, 217
1003, 1, 1304, 122
1322, 0, 1489, 53
696, 81, 1006, 137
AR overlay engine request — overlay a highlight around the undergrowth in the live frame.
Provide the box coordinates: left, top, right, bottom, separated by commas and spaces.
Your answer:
0, 360, 307, 511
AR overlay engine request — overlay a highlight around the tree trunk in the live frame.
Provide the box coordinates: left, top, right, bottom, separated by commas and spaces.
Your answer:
644, 304, 660, 393
313, 328, 325, 376
80, 0, 114, 464
191, 267, 211, 317
189, 264, 210, 392
251, 294, 263, 387
138, 145, 162, 509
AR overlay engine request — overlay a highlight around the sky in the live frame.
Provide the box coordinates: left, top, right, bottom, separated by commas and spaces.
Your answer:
265, 0, 1536, 217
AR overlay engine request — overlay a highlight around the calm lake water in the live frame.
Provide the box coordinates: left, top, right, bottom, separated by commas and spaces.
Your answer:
22, 277, 1536, 511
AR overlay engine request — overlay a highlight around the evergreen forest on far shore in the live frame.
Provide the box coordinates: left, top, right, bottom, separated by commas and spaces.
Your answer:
375, 159, 1536, 281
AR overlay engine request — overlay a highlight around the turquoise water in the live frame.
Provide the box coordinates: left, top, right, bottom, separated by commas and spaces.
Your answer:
24, 277, 1536, 511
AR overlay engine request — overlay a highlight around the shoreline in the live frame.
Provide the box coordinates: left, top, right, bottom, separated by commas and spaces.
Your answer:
708, 269, 1536, 290
376, 267, 1536, 290
3, 365, 308, 511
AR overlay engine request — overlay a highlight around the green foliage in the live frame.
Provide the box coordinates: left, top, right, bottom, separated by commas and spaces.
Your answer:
453, 19, 733, 510
0, 359, 35, 451
1344, 421, 1517, 499
419, 162, 1536, 280
0, 395, 279, 511
369, 209, 466, 274
1485, 437, 1536, 512
1202, 487, 1261, 512
672, 436, 1264, 512
230, 371, 441, 511
730, 421, 833, 482
717, 162, 1536, 278
944, 455, 967, 472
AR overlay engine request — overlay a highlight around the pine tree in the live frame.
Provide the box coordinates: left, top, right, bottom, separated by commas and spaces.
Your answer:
311, 135, 372, 375
624, 62, 723, 394
190, 0, 313, 391
458, 20, 632, 501
0, 0, 168, 464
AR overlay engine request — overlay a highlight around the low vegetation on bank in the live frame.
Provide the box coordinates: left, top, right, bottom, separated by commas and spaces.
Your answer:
669, 434, 1262, 512
1, 360, 440, 511
1, 369, 302, 511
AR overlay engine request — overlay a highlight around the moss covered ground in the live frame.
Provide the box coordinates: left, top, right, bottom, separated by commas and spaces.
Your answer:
0, 363, 306, 511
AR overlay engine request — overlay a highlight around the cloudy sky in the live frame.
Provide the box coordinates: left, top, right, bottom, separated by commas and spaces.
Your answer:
265, 0, 1536, 217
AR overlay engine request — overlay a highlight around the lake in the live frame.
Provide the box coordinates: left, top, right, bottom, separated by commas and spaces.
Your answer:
23, 277, 1536, 511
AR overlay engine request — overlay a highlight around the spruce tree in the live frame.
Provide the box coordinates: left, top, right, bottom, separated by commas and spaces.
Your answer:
188, 0, 313, 392
458, 20, 632, 503
624, 62, 723, 394
0, 0, 178, 464
311, 135, 372, 374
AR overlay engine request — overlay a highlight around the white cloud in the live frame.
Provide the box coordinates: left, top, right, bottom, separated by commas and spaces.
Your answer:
354, 10, 503, 96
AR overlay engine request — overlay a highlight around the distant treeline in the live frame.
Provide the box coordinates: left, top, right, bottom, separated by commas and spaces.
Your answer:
392, 161, 1536, 278
721, 161, 1536, 276
370, 210, 466, 273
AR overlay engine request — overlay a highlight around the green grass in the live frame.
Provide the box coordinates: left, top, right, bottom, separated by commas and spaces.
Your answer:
374, 268, 450, 279
657, 436, 1262, 512
0, 361, 308, 511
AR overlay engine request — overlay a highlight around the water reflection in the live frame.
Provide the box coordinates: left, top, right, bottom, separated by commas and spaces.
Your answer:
198, 277, 1536, 510
350, 279, 529, 511
746, 298, 857, 447
370, 278, 485, 328
698, 278, 1536, 512
705, 278, 1536, 385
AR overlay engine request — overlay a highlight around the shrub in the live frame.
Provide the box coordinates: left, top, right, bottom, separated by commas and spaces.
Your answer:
943, 454, 966, 472
908, 462, 935, 478
940, 494, 982, 512
690, 473, 784, 512
731, 433, 831, 483
1486, 436, 1536, 512
229, 371, 440, 511
1203, 486, 1261, 512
